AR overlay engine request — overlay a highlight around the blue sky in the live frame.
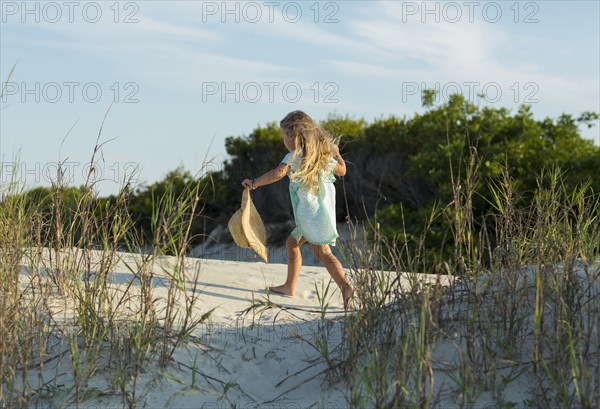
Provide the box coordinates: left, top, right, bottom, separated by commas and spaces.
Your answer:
1, 0, 599, 195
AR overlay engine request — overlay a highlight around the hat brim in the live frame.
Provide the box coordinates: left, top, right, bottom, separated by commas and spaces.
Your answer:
227, 188, 268, 263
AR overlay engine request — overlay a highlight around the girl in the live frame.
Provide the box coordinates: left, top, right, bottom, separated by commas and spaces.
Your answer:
241, 110, 354, 310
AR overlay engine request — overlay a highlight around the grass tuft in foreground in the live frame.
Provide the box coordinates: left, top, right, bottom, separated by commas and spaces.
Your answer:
0, 134, 214, 407
330, 149, 600, 408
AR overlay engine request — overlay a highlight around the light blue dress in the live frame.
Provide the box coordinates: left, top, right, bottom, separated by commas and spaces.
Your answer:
281, 151, 339, 245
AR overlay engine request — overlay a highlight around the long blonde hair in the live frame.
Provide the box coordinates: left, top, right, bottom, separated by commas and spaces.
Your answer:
280, 110, 338, 194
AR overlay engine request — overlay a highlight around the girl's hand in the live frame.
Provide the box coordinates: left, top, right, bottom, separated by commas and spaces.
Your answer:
332, 144, 343, 161
241, 179, 255, 189
332, 144, 346, 176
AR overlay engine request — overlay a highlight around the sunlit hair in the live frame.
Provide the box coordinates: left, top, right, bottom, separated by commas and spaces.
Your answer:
280, 110, 339, 194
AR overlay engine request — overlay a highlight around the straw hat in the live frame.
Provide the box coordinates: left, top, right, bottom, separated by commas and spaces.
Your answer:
228, 187, 268, 263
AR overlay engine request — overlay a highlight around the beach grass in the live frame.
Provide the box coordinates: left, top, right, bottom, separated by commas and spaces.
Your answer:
321, 148, 600, 408
1, 118, 599, 408
0, 133, 213, 407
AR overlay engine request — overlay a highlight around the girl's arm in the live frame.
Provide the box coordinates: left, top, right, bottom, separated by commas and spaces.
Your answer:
333, 145, 346, 176
242, 163, 291, 189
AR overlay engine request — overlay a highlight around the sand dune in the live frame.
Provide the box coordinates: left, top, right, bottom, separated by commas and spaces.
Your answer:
12, 248, 597, 407
11, 248, 453, 407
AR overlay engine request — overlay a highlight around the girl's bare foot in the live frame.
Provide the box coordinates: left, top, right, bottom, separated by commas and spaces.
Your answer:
268, 285, 294, 296
343, 284, 355, 310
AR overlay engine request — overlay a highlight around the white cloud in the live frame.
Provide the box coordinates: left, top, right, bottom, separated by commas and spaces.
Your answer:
350, 2, 511, 72
133, 16, 222, 43
326, 60, 425, 79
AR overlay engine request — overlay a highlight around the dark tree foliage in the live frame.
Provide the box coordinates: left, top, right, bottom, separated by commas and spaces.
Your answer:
214, 94, 598, 247
222, 122, 291, 223
15, 93, 599, 251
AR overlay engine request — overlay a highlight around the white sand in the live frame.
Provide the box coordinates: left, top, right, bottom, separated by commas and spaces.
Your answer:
136, 254, 455, 408
120, 258, 349, 408
21, 249, 595, 408
15, 250, 350, 407
14, 248, 454, 408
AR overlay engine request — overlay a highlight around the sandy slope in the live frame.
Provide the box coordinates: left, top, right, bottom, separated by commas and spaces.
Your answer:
14, 247, 458, 408
17, 249, 354, 407
119, 259, 350, 408
25, 248, 593, 408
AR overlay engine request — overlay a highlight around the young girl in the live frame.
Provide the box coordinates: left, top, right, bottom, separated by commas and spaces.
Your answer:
241, 110, 354, 309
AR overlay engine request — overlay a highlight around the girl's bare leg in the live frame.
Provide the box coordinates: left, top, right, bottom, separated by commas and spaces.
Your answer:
269, 235, 306, 296
310, 244, 354, 309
